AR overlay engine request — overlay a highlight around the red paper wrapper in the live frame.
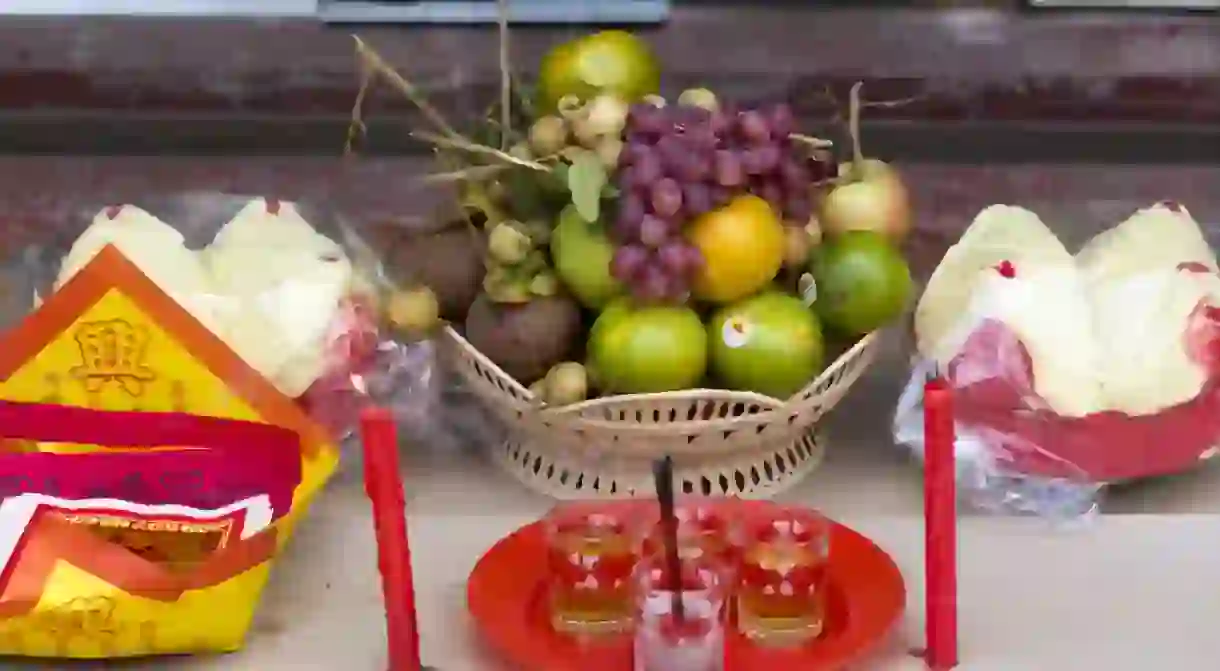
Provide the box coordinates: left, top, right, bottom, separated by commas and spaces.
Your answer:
943, 319, 1220, 482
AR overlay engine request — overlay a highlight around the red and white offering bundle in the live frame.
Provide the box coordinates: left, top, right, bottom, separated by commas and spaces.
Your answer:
895, 202, 1220, 518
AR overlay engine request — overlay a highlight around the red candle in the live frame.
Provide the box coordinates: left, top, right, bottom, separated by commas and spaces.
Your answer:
360, 407, 421, 671
923, 378, 958, 669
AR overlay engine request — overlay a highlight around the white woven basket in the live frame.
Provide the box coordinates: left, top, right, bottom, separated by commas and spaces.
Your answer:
442, 326, 881, 500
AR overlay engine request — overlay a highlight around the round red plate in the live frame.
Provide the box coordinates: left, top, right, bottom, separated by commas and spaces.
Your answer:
467, 510, 906, 670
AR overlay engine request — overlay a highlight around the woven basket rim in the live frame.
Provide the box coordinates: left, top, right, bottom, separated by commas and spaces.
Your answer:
444, 319, 882, 498
443, 324, 879, 427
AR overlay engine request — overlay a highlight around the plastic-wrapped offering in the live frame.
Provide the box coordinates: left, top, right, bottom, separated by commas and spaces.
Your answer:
47, 198, 370, 400
21, 194, 440, 438
205, 199, 360, 397
895, 203, 1220, 518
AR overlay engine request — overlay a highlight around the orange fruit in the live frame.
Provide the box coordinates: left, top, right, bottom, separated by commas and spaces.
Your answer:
686, 195, 786, 304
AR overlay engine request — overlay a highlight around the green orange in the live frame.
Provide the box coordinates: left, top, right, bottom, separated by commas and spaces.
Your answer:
708, 291, 824, 399
587, 299, 707, 394
537, 30, 661, 112
811, 230, 912, 336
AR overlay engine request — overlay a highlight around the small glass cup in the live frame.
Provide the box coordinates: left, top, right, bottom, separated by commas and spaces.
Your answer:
735, 505, 831, 646
639, 498, 745, 576
633, 551, 728, 671
545, 501, 642, 636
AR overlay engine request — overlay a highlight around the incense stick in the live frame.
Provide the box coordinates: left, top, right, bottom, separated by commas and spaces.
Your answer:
652, 455, 685, 622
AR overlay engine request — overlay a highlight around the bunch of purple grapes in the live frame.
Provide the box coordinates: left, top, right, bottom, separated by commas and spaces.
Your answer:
609, 103, 718, 303
610, 99, 830, 303
713, 102, 826, 223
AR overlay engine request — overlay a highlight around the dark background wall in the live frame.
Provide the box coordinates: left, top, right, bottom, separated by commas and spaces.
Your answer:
0, 9, 1213, 159
0, 7, 1214, 279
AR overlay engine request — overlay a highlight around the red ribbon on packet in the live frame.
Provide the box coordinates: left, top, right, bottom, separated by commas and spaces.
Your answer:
0, 399, 303, 519
0, 399, 302, 453
0, 447, 300, 518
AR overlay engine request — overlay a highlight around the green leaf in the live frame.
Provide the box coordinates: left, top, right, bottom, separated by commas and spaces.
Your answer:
567, 149, 607, 223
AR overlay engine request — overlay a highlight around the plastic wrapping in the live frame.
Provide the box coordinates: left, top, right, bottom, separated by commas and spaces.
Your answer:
894, 202, 1220, 519
8, 193, 442, 441
327, 337, 503, 460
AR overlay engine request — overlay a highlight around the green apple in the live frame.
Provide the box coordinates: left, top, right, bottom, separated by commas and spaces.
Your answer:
551, 206, 623, 309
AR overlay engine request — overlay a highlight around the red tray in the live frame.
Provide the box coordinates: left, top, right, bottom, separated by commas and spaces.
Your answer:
467, 510, 906, 670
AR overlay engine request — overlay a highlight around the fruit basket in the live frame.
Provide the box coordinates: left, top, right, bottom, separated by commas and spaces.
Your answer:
352, 16, 911, 500
444, 326, 880, 498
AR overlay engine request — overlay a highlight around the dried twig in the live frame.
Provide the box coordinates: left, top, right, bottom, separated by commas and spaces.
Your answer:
352, 33, 542, 179
812, 82, 921, 137
412, 130, 550, 172
353, 35, 463, 141
497, 0, 512, 151
510, 73, 534, 120
420, 164, 517, 183
345, 60, 374, 156
430, 149, 484, 234
421, 147, 563, 182
848, 82, 864, 165
814, 85, 845, 125
862, 95, 922, 110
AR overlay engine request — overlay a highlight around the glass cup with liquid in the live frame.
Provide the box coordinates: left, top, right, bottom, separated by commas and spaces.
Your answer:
633, 551, 728, 671
735, 505, 831, 646
545, 501, 643, 636
638, 498, 745, 576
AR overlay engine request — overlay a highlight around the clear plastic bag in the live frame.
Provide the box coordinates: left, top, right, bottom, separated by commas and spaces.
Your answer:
7, 193, 441, 443
894, 202, 1220, 520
